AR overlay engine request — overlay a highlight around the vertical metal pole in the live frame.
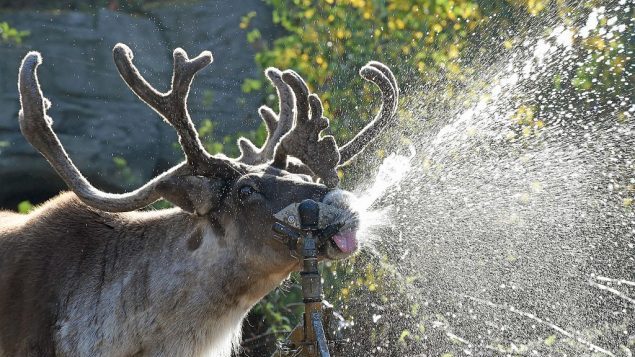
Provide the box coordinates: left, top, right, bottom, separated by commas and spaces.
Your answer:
297, 200, 328, 357
311, 312, 331, 357
300, 232, 322, 357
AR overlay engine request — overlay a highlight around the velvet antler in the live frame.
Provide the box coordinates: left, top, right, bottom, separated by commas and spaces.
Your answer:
18, 44, 240, 212
271, 70, 340, 187
237, 68, 295, 165
263, 62, 399, 187
237, 62, 398, 188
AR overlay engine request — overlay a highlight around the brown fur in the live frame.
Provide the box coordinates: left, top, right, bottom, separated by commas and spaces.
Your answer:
0, 171, 341, 356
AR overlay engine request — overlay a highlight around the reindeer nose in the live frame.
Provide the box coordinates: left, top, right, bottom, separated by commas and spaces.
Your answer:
321, 189, 356, 209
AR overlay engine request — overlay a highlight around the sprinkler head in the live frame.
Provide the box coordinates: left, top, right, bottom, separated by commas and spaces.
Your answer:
298, 199, 320, 230
274, 201, 347, 231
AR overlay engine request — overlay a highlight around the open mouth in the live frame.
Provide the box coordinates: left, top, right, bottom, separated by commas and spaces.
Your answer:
274, 198, 360, 259
324, 220, 359, 259
321, 190, 360, 257
331, 230, 358, 254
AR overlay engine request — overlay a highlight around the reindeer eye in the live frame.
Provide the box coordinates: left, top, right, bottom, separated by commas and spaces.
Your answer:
239, 185, 256, 198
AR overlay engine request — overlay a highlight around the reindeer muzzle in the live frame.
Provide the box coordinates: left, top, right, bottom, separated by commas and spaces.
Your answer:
272, 199, 357, 256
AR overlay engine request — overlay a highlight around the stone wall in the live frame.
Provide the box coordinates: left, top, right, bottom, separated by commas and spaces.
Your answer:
0, 1, 277, 208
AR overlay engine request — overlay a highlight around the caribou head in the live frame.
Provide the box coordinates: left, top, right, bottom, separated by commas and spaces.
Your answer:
18, 43, 397, 265
6, 43, 398, 356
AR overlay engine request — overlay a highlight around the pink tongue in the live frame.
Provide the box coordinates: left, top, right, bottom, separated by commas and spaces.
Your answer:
332, 231, 358, 254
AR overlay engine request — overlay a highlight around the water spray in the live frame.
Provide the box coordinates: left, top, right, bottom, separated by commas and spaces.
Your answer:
271, 199, 348, 357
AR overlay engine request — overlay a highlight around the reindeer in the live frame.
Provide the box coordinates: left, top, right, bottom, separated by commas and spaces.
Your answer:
0, 43, 398, 357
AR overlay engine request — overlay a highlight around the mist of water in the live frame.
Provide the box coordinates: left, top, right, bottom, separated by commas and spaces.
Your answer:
341, 3, 634, 356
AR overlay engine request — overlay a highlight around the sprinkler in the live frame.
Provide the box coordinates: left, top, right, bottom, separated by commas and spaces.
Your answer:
271, 199, 347, 357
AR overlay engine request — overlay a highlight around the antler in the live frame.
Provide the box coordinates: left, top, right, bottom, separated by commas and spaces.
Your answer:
113, 43, 219, 173
18, 44, 238, 212
266, 62, 399, 187
236, 62, 398, 187
271, 71, 340, 186
338, 61, 399, 164
237, 68, 294, 165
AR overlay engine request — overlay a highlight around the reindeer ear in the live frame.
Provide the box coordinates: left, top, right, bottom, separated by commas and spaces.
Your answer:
156, 176, 226, 215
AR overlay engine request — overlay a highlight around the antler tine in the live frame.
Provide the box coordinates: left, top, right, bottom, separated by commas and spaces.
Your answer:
269, 62, 398, 187
18, 52, 192, 212
237, 67, 295, 165
259, 106, 279, 134
367, 61, 399, 103
273, 70, 340, 187
113, 43, 212, 168
337, 62, 399, 165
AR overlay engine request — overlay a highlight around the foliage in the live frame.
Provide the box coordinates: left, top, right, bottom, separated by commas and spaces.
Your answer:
197, 118, 267, 158
234, 0, 631, 146
112, 156, 141, 186
17, 200, 34, 214
0, 21, 29, 45
241, 0, 484, 145
570, 7, 632, 95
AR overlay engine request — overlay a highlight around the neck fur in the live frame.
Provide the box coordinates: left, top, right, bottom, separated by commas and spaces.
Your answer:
54, 205, 293, 357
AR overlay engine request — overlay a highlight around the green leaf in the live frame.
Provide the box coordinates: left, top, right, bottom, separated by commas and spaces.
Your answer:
241, 78, 263, 93
112, 156, 128, 169
544, 334, 557, 346
18, 200, 34, 214
246, 29, 262, 43
398, 329, 411, 344
0, 21, 29, 45
201, 90, 214, 108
